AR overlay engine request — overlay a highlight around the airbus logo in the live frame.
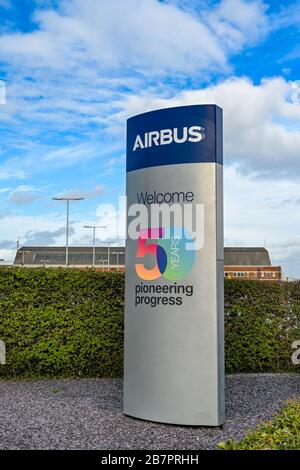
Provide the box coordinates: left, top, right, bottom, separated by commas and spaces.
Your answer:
133, 126, 205, 151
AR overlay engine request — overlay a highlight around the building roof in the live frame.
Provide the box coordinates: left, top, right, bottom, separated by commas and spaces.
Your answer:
14, 246, 272, 267
17, 246, 117, 253
224, 247, 271, 266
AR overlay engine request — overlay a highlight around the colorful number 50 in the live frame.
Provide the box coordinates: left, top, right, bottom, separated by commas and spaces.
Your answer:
135, 227, 195, 281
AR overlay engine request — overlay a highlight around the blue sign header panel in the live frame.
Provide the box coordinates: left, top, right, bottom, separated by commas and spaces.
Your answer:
127, 104, 223, 173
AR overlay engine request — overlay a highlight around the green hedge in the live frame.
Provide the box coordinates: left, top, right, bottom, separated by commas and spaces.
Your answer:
0, 268, 124, 378
218, 400, 300, 450
224, 279, 300, 373
0, 268, 299, 379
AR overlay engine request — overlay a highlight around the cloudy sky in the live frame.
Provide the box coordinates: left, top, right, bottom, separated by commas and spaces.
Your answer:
0, 0, 300, 277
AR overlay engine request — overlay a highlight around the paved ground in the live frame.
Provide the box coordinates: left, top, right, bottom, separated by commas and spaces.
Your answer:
0, 374, 298, 450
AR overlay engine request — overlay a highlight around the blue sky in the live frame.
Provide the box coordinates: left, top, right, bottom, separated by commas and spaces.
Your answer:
0, 0, 300, 277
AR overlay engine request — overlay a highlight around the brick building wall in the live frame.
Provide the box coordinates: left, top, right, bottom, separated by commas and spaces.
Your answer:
224, 265, 282, 281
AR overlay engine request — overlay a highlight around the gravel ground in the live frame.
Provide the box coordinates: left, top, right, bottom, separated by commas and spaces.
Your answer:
0, 374, 298, 450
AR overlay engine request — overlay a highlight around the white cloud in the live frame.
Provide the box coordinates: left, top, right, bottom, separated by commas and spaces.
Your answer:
0, 208, 11, 219
0, 0, 271, 184
24, 226, 74, 245
224, 166, 300, 277
208, 0, 269, 49
0, 0, 269, 76
270, 1, 300, 30
117, 76, 300, 177
55, 184, 104, 200
0, 248, 14, 263
0, 213, 66, 262
8, 186, 42, 205
0, 160, 27, 180
0, 141, 121, 181
0, 239, 15, 249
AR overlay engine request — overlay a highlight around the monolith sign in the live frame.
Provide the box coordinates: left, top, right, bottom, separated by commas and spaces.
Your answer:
124, 105, 224, 426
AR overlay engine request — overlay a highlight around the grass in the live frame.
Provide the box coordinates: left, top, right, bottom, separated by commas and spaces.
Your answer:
218, 400, 300, 450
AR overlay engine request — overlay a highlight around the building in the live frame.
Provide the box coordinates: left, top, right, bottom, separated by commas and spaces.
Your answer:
13, 245, 282, 281
224, 247, 281, 281
14, 246, 125, 270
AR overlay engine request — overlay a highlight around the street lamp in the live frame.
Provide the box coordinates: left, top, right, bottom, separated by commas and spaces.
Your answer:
83, 225, 106, 267
52, 196, 84, 266
21, 250, 30, 266
104, 239, 123, 271
105, 240, 114, 271
112, 251, 123, 271
98, 258, 108, 272
107, 241, 111, 271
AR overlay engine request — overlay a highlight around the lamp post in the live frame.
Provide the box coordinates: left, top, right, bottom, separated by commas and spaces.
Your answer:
112, 251, 123, 271
52, 196, 84, 266
107, 241, 110, 271
106, 241, 114, 271
105, 240, 123, 271
98, 259, 108, 272
83, 225, 106, 267
22, 250, 30, 266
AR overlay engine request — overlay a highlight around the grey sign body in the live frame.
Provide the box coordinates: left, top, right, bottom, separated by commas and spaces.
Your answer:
124, 105, 224, 426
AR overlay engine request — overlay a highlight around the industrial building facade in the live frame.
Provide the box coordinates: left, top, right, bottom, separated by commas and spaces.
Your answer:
14, 246, 125, 270
13, 246, 282, 281
223, 247, 282, 281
